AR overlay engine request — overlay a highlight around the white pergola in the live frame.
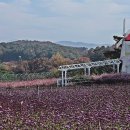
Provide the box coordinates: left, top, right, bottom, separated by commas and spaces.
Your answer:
58, 59, 121, 87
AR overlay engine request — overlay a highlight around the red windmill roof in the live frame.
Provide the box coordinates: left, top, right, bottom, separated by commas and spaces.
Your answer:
125, 34, 130, 41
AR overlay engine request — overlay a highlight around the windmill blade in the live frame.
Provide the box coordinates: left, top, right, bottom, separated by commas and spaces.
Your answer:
123, 18, 126, 36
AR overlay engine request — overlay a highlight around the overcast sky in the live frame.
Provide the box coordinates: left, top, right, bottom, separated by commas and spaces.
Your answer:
0, 0, 130, 44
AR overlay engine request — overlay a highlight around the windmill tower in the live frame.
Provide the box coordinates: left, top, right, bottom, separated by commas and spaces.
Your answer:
120, 29, 130, 73
116, 19, 130, 73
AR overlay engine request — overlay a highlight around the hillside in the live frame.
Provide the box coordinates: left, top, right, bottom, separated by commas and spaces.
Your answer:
0, 40, 112, 62
0, 40, 88, 62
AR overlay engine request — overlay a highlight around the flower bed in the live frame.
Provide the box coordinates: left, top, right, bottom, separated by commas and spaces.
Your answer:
0, 78, 57, 88
0, 85, 130, 129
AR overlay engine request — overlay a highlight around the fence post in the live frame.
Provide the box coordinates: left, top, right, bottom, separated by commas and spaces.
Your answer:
57, 79, 59, 87
84, 68, 87, 76
62, 71, 64, 87
113, 64, 116, 72
117, 64, 120, 73
88, 67, 91, 76
65, 70, 67, 86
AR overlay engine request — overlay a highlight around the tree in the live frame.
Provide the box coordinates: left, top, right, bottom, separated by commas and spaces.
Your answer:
50, 52, 71, 67
74, 57, 90, 63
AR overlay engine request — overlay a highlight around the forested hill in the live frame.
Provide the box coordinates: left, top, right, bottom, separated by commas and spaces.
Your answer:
0, 40, 112, 62
0, 40, 88, 62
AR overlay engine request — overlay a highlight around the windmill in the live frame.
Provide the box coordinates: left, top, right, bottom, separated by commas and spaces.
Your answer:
115, 19, 130, 73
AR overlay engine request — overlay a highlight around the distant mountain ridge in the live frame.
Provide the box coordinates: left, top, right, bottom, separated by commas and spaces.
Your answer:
57, 41, 110, 49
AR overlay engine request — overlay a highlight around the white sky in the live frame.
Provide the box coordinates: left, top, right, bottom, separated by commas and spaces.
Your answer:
0, 0, 130, 44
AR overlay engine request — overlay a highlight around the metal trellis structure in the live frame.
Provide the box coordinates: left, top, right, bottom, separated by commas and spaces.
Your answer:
58, 59, 121, 87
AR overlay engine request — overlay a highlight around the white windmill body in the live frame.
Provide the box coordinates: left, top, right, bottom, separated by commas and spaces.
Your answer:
120, 29, 130, 73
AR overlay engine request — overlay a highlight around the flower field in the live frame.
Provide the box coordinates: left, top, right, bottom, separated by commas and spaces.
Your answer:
92, 73, 130, 84
0, 84, 130, 129
0, 78, 57, 88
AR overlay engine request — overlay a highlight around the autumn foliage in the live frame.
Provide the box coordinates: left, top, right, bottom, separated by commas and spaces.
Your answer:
1, 53, 90, 74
